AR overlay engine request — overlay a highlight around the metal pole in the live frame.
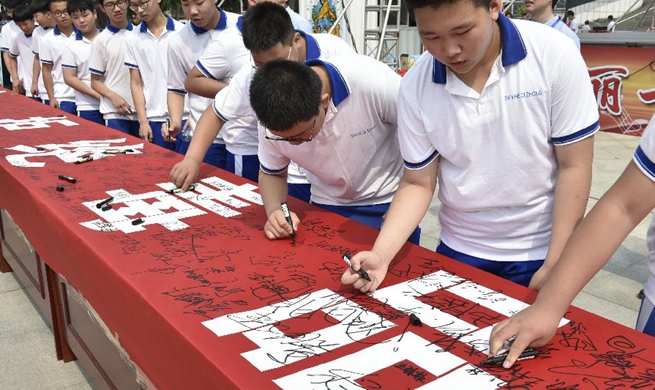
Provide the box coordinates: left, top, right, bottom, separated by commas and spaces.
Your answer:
614, 0, 644, 26
376, 0, 394, 60
633, 0, 655, 30
328, 0, 356, 34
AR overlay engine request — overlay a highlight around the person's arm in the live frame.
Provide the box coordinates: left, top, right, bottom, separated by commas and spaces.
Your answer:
8, 55, 23, 94
166, 91, 184, 141
258, 168, 299, 240
170, 105, 226, 190
341, 161, 438, 293
490, 160, 655, 367
41, 62, 58, 107
529, 136, 594, 289
63, 67, 101, 100
184, 65, 228, 99
31, 55, 40, 97
128, 68, 151, 141
3, 51, 19, 85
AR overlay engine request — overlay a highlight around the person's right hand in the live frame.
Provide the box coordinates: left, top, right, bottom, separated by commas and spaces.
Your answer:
30, 82, 38, 97
111, 94, 132, 116
139, 122, 153, 142
50, 98, 60, 109
341, 251, 389, 293
264, 209, 299, 240
170, 157, 201, 191
12, 80, 24, 95
488, 304, 562, 368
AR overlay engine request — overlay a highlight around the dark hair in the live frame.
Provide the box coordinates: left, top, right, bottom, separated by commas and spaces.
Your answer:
12, 3, 32, 21
5, 0, 26, 10
67, 0, 93, 13
567, 10, 574, 16
405, 0, 492, 15
607, 15, 613, 20
30, 0, 50, 14
250, 60, 322, 132
48, 0, 68, 10
242, 2, 294, 53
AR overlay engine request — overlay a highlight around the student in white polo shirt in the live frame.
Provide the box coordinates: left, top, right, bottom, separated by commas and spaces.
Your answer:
40, 0, 77, 113
62, 0, 102, 124
489, 114, 655, 367
166, 2, 239, 169
29, 0, 56, 102
248, 57, 421, 244
124, 0, 183, 150
525, 0, 580, 49
89, 0, 138, 135
7, 5, 37, 99
246, 0, 313, 33
341, 0, 599, 293
1, 0, 23, 92
176, 2, 354, 194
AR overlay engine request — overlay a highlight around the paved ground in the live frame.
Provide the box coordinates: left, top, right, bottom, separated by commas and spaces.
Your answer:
0, 131, 650, 390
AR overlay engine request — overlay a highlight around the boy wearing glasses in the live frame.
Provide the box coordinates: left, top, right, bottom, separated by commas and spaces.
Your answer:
62, 0, 102, 124
89, 0, 138, 134
39, 0, 77, 113
249, 57, 421, 244
124, 0, 183, 149
173, 2, 353, 196
167, 0, 241, 172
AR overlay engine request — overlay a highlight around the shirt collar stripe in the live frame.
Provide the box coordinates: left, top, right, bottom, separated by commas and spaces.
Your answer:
304, 59, 350, 106
189, 7, 227, 35
106, 21, 133, 34
296, 30, 321, 60
140, 14, 175, 33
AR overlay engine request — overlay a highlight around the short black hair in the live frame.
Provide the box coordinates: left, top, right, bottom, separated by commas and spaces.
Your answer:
405, 0, 492, 15
5, 0, 26, 10
567, 10, 574, 16
608, 15, 613, 20
48, 0, 68, 10
12, 3, 32, 21
250, 60, 322, 132
242, 2, 294, 53
30, 0, 51, 14
67, 0, 93, 14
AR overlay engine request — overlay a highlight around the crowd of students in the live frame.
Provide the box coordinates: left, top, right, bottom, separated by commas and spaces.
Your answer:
1, 0, 654, 368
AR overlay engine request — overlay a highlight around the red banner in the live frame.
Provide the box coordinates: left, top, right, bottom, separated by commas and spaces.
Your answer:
582, 46, 655, 136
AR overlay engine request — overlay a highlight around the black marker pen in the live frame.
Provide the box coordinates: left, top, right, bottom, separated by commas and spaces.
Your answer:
96, 196, 114, 209
58, 175, 77, 183
280, 202, 296, 243
342, 252, 371, 282
169, 184, 196, 193
75, 156, 93, 164
480, 348, 540, 366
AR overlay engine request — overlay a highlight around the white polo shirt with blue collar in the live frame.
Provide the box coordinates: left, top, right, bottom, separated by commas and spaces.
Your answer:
62, 30, 100, 111
8, 30, 37, 97
32, 27, 52, 99
124, 15, 184, 122
1, 20, 21, 83
39, 26, 76, 102
167, 7, 239, 142
544, 15, 580, 50
398, 14, 599, 262
189, 15, 254, 155
89, 22, 137, 120
258, 55, 402, 206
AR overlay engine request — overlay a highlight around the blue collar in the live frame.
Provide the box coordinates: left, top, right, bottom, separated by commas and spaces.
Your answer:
189, 7, 227, 35
305, 59, 350, 106
236, 15, 243, 33
432, 13, 527, 84
53, 26, 78, 36
297, 30, 320, 61
106, 21, 133, 34
140, 14, 175, 33
25, 32, 32, 38
75, 30, 83, 40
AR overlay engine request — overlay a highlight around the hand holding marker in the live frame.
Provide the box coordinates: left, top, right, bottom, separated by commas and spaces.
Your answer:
342, 252, 371, 282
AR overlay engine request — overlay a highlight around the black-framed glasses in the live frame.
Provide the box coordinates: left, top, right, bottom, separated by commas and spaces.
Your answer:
103, 0, 128, 9
129, 0, 151, 11
52, 9, 69, 16
265, 116, 317, 144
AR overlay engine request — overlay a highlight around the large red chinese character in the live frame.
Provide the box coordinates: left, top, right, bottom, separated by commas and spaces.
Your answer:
638, 87, 655, 104
588, 66, 629, 116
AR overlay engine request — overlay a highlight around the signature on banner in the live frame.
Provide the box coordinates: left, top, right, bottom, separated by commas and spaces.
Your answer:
5, 139, 143, 167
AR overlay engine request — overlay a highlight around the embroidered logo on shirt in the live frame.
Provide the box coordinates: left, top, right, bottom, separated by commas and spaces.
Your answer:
504, 90, 543, 101
350, 126, 375, 138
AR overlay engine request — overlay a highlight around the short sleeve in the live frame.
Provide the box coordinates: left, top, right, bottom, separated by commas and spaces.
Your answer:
549, 38, 599, 146
61, 42, 77, 70
39, 35, 53, 64
212, 66, 255, 122
123, 35, 138, 69
195, 38, 230, 81
397, 81, 439, 170
32, 32, 40, 56
8, 36, 19, 57
634, 114, 655, 181
1, 24, 16, 51
167, 39, 187, 94
89, 35, 106, 75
